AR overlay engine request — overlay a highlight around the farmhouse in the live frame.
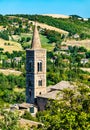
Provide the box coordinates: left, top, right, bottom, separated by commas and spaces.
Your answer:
81, 58, 89, 64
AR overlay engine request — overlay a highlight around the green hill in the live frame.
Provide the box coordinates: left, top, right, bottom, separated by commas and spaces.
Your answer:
14, 14, 90, 37
0, 14, 90, 52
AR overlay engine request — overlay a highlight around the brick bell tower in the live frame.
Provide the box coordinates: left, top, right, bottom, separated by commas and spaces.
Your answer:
26, 23, 46, 104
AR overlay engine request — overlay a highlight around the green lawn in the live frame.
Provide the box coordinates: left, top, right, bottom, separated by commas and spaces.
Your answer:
12, 33, 55, 51
21, 33, 32, 38
40, 35, 54, 51
1, 55, 7, 60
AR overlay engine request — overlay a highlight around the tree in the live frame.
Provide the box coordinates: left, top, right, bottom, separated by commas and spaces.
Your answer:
36, 85, 90, 130
26, 37, 31, 42
0, 48, 4, 60
0, 111, 22, 130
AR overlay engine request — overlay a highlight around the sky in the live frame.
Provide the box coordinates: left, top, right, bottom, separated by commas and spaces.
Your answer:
0, 0, 90, 18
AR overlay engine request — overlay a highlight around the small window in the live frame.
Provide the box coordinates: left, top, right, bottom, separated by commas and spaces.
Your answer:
37, 61, 42, 72
30, 107, 34, 113
39, 92, 41, 95
29, 61, 33, 72
38, 80, 42, 86
28, 81, 32, 86
29, 89, 32, 97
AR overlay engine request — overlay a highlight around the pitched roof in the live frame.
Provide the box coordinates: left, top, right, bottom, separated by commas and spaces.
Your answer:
19, 103, 32, 109
50, 81, 75, 91
37, 81, 77, 99
37, 90, 63, 100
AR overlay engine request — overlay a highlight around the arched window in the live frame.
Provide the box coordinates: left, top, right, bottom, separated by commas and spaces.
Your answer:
37, 61, 42, 72
29, 89, 32, 97
39, 92, 41, 95
38, 80, 42, 86
29, 61, 32, 72
28, 81, 32, 87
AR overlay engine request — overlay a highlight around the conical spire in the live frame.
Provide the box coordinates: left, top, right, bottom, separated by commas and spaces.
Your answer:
31, 22, 41, 49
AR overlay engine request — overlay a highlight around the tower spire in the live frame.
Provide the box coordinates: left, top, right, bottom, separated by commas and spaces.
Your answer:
31, 22, 41, 49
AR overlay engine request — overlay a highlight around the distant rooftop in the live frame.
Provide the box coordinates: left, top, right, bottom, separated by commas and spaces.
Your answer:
50, 81, 75, 91
19, 118, 43, 128
37, 90, 63, 100
37, 81, 77, 99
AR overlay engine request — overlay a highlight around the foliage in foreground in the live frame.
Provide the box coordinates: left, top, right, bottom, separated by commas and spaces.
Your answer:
0, 73, 25, 106
0, 84, 90, 130
0, 111, 22, 130
36, 85, 90, 130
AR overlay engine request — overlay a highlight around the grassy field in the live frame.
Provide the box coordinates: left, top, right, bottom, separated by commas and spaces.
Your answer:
81, 68, 90, 73
21, 33, 32, 37
29, 20, 68, 34
19, 33, 54, 51
0, 69, 22, 75
63, 40, 90, 50
0, 38, 23, 53
40, 35, 54, 51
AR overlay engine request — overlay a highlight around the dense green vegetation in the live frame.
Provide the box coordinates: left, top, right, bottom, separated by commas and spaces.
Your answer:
36, 84, 90, 130
14, 14, 90, 38
0, 73, 25, 106
0, 14, 90, 129
0, 82, 90, 130
0, 30, 9, 40
0, 111, 21, 130
1, 14, 90, 39
0, 50, 25, 71
47, 46, 90, 86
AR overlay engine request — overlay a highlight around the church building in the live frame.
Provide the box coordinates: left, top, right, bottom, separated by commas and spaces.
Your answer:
26, 23, 76, 111
26, 23, 46, 104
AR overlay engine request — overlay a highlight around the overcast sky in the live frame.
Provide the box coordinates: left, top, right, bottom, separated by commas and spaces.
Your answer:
0, 0, 90, 18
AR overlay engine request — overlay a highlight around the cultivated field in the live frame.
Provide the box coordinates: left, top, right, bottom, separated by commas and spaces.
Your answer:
0, 69, 22, 75
42, 14, 69, 19
40, 35, 55, 51
29, 20, 69, 34
0, 38, 22, 53
63, 40, 90, 50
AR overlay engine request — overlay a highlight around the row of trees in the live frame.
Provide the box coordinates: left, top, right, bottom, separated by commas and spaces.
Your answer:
41, 29, 62, 43
0, 50, 25, 71
47, 46, 90, 86
14, 14, 90, 39
0, 30, 9, 40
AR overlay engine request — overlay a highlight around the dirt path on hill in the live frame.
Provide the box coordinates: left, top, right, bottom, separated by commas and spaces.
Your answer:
29, 20, 69, 35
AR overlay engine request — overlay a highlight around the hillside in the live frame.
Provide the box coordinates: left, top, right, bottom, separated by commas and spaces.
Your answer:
0, 14, 90, 130
62, 39, 90, 50
0, 38, 22, 53
29, 20, 68, 34
0, 14, 90, 76
15, 14, 90, 37
42, 14, 69, 19
0, 14, 90, 52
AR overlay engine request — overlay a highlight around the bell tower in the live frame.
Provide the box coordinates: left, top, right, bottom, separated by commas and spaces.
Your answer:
26, 23, 46, 104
